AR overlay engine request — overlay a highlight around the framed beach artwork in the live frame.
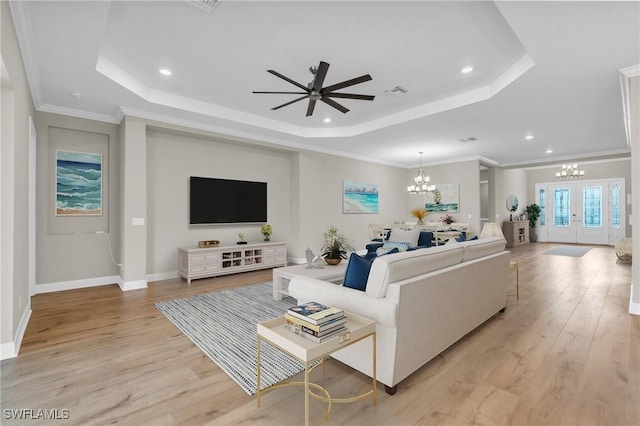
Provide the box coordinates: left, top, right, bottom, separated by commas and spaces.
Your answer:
56, 150, 103, 216
343, 181, 379, 214
425, 183, 459, 213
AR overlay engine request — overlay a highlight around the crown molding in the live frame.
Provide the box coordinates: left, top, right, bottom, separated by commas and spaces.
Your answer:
37, 104, 121, 124
8, 0, 41, 107
619, 64, 640, 147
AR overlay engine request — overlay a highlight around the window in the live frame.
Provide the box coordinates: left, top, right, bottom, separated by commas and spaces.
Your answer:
612, 184, 620, 229
583, 186, 602, 228
554, 188, 570, 227
539, 189, 546, 226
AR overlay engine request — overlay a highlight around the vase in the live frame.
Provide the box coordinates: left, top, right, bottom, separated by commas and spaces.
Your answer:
324, 257, 341, 265
263, 235, 270, 242
417, 219, 425, 225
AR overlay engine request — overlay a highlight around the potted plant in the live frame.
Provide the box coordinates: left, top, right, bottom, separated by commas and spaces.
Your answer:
525, 203, 541, 242
410, 208, 428, 225
320, 225, 355, 265
261, 224, 272, 241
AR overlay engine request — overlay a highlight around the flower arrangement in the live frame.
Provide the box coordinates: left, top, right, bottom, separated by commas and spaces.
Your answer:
410, 208, 428, 225
440, 213, 454, 224
261, 224, 272, 241
321, 225, 355, 263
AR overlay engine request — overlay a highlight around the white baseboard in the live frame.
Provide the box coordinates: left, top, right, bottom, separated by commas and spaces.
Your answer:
1, 300, 32, 360
146, 271, 179, 282
630, 284, 640, 316
118, 277, 148, 291
35, 275, 120, 294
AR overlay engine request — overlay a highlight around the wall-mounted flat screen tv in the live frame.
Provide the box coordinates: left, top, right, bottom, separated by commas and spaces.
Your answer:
190, 176, 267, 224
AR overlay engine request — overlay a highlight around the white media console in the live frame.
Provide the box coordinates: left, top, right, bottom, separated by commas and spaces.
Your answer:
178, 241, 287, 284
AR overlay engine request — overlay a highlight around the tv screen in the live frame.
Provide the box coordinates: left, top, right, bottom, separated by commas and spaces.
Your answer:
190, 177, 267, 224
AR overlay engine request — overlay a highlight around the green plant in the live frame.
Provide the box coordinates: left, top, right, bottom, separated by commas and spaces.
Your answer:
321, 226, 355, 259
260, 224, 272, 236
525, 203, 541, 228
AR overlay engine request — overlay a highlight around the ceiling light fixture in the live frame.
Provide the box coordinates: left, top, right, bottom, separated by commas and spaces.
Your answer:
407, 152, 435, 194
525, 135, 534, 140
556, 163, 584, 179
323, 118, 331, 123
159, 68, 172, 76
461, 66, 474, 74
546, 149, 553, 154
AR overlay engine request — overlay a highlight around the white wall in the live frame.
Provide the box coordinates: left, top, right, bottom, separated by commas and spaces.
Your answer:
35, 112, 121, 287
502, 168, 528, 219
1, 0, 36, 356
146, 129, 293, 274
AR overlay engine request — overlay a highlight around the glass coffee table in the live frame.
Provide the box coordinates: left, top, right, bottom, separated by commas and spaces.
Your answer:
272, 262, 348, 300
256, 311, 376, 426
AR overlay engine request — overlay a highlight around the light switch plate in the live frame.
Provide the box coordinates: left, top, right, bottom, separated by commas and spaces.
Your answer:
132, 217, 145, 226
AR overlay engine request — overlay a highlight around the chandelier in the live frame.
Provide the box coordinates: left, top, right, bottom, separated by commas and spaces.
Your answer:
407, 152, 435, 194
556, 163, 585, 179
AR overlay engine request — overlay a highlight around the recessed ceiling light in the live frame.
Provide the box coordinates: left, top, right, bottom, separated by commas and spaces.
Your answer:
459, 137, 477, 143
159, 68, 172, 76
546, 149, 553, 154
70, 91, 82, 98
461, 66, 474, 74
323, 118, 331, 123
525, 135, 534, 140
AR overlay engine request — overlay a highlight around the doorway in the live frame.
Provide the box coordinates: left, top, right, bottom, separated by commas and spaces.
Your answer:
535, 179, 625, 245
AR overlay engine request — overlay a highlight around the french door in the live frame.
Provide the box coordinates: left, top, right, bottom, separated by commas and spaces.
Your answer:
535, 179, 625, 245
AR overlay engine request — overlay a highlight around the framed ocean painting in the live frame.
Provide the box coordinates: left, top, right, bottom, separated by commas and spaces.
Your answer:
56, 150, 103, 216
343, 181, 378, 214
425, 183, 459, 213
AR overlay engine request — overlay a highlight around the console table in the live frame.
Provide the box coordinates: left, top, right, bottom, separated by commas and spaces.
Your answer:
179, 242, 287, 284
503, 220, 529, 247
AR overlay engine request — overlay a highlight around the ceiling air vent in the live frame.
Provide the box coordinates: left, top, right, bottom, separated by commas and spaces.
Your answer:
384, 85, 410, 96
188, 0, 218, 12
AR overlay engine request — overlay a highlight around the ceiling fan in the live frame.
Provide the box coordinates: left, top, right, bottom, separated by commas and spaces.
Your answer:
253, 61, 375, 117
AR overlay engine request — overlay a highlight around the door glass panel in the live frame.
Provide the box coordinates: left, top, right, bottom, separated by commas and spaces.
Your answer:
612, 184, 620, 229
554, 188, 570, 227
583, 186, 602, 228
539, 189, 546, 226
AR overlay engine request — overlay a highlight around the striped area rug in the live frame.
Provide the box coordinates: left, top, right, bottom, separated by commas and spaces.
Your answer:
155, 282, 305, 395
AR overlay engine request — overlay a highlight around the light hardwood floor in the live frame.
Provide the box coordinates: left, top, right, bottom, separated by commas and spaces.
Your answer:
1, 243, 638, 425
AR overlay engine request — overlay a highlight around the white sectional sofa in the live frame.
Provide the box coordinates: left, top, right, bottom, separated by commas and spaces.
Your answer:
288, 236, 510, 394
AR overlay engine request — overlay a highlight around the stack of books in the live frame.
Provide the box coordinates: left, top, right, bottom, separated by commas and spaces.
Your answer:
284, 301, 346, 343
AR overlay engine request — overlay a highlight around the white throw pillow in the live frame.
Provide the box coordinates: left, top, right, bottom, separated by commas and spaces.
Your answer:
388, 227, 420, 248
445, 237, 459, 245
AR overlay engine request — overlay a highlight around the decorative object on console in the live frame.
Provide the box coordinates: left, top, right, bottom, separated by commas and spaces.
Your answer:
506, 194, 519, 221
479, 223, 506, 241
261, 224, 272, 241
410, 207, 428, 225
440, 213, 454, 225
198, 239, 220, 248
425, 183, 460, 213
237, 232, 247, 245
525, 203, 541, 242
407, 152, 435, 194
304, 247, 324, 269
343, 181, 379, 214
556, 163, 584, 179
321, 225, 355, 265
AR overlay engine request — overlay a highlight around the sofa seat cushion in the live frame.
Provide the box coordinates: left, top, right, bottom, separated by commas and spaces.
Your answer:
462, 236, 506, 261
365, 244, 465, 298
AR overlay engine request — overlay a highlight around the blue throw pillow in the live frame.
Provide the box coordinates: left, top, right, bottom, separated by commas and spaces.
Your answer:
343, 253, 373, 291
469, 235, 478, 241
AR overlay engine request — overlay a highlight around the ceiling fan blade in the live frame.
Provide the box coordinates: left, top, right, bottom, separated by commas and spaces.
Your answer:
321, 97, 350, 114
312, 61, 330, 92
306, 99, 317, 117
271, 95, 309, 111
267, 70, 309, 91
325, 93, 375, 101
253, 91, 308, 94
322, 74, 372, 93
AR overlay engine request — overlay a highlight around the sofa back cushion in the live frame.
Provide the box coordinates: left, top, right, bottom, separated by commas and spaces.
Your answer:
365, 244, 464, 298
462, 236, 506, 261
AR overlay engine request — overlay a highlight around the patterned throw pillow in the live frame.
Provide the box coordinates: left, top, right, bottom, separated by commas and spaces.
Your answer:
388, 227, 421, 247
375, 246, 400, 256
382, 241, 411, 252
